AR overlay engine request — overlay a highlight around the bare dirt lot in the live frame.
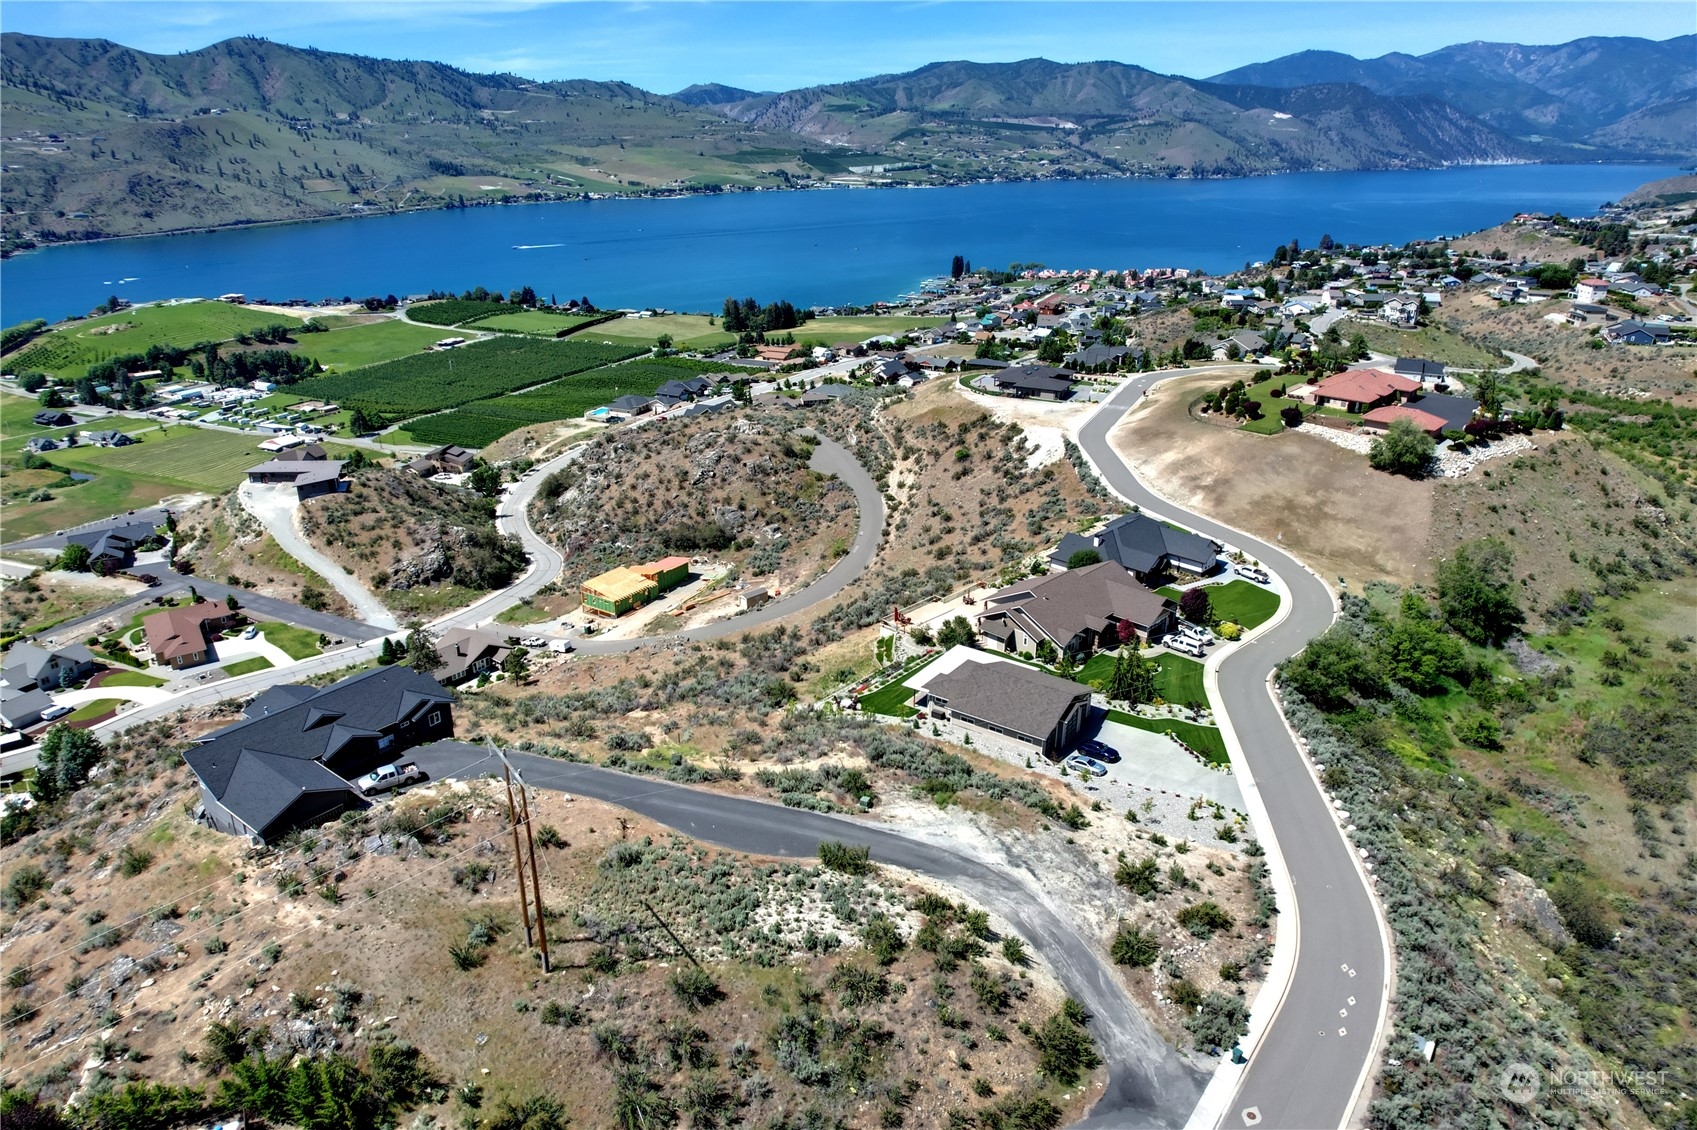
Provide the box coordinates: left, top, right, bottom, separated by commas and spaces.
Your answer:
1106, 370, 1436, 590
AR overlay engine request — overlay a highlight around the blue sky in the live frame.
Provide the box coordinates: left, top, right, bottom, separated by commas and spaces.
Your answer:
3, 1, 1689, 92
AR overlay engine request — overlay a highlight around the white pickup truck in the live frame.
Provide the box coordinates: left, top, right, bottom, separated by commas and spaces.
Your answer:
356, 763, 426, 796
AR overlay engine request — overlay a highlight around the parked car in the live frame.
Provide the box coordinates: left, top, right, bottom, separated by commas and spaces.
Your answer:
356, 763, 427, 796
242, 625, 259, 639
1237, 565, 1271, 585
519, 636, 548, 648
1063, 753, 1109, 778
1168, 639, 1207, 658
39, 704, 74, 722
1078, 738, 1121, 763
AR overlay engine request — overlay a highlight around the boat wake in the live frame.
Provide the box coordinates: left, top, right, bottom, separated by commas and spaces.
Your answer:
512, 243, 563, 250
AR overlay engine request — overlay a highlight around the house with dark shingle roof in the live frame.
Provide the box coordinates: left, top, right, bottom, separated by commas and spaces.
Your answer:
915, 654, 1091, 759
977, 562, 1178, 657
992, 365, 1076, 400
1393, 357, 1447, 382
1602, 320, 1671, 346
1049, 513, 1220, 582
185, 666, 455, 843
434, 627, 512, 686
65, 520, 158, 571
34, 410, 74, 427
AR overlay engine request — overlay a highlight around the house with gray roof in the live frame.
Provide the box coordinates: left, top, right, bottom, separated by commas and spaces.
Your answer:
916, 655, 1092, 759
1, 641, 98, 692
245, 458, 348, 500
434, 627, 511, 686
0, 686, 56, 731
1050, 512, 1220, 582
185, 666, 456, 843
65, 520, 159, 571
977, 562, 1178, 658
992, 365, 1076, 400
1394, 357, 1447, 382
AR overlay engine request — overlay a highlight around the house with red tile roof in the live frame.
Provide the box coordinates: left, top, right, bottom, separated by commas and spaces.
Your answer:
1361, 404, 1449, 437
143, 600, 235, 669
1310, 368, 1421, 414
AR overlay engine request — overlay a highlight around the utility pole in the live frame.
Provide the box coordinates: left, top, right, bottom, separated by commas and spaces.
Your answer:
518, 780, 550, 973
492, 741, 550, 972
500, 752, 534, 949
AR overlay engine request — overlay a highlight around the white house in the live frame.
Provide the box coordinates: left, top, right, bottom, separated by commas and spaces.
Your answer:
1575, 278, 1610, 304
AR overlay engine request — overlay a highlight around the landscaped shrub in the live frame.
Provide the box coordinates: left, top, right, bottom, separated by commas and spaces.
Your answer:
1176, 901, 1234, 939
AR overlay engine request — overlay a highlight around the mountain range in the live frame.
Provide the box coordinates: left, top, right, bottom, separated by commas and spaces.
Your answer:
1, 32, 1690, 245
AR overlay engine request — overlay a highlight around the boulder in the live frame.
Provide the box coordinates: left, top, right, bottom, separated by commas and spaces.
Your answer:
1498, 868, 1571, 948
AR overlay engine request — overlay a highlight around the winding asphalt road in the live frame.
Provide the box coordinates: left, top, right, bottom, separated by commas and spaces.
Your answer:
1078, 374, 1389, 1129
412, 741, 1207, 1128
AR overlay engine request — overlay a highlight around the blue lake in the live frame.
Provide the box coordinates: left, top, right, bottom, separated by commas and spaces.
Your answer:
0, 164, 1678, 325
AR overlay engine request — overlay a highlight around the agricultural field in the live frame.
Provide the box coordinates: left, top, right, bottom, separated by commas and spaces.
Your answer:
3, 300, 303, 379
586, 313, 736, 351
403, 357, 731, 447
469, 310, 605, 337
293, 319, 446, 370
404, 299, 512, 326
288, 337, 641, 420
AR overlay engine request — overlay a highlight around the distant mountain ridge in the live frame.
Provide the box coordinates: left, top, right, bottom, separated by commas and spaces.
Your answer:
1, 32, 1690, 245
1208, 36, 1696, 154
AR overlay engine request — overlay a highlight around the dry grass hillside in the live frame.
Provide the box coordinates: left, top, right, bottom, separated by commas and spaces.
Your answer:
1440, 296, 1696, 401
175, 494, 355, 620
528, 412, 859, 609
0, 710, 1102, 1129
300, 469, 528, 619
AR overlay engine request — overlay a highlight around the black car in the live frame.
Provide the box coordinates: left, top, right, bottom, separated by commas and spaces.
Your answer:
135, 573, 160, 587
1078, 738, 1121, 763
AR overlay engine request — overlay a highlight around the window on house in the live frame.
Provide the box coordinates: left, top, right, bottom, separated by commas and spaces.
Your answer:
429, 711, 442, 726
377, 734, 395, 752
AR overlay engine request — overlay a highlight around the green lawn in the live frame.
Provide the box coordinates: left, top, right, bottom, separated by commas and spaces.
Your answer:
221, 656, 274, 677
790, 316, 946, 345
295, 320, 446, 371
0, 469, 178, 542
42, 427, 355, 494
1078, 649, 1206, 707
66, 698, 123, 722
99, 670, 166, 688
6, 301, 303, 379
585, 314, 736, 352
471, 310, 604, 337
857, 652, 944, 718
1204, 580, 1281, 630
1106, 709, 1229, 766
257, 622, 323, 660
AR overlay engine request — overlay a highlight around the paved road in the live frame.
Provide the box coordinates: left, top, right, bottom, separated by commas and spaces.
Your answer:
412, 741, 1207, 1128
1078, 375, 1388, 1130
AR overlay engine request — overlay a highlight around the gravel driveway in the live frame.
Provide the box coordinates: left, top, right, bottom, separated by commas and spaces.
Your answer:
238, 481, 399, 630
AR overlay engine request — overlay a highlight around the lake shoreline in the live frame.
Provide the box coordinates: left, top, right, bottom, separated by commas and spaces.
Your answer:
5, 156, 1664, 265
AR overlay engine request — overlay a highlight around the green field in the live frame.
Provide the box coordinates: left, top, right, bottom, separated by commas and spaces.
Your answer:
5, 301, 303, 379
1106, 709, 1229, 766
403, 357, 733, 447
1079, 650, 1206, 707
43, 427, 298, 492
257, 622, 323, 660
471, 310, 605, 337
221, 656, 274, 677
98, 671, 167, 688
586, 314, 736, 352
66, 698, 124, 722
1203, 580, 1281, 629
296, 319, 447, 370
789, 316, 946, 345
289, 336, 642, 419
405, 299, 512, 326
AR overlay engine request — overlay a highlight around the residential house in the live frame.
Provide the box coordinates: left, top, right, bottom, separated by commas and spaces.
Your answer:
581, 556, 691, 617
1380, 298, 1420, 328
607, 394, 658, 416
977, 562, 1178, 658
1360, 404, 1449, 437
142, 599, 236, 670
245, 458, 348, 500
913, 654, 1092, 759
1575, 278, 1610, 304
992, 365, 1076, 400
85, 430, 134, 447
1309, 368, 1422, 413
1066, 344, 1138, 372
755, 344, 797, 363
34, 410, 73, 427
1393, 357, 1447, 384
736, 586, 772, 612
23, 437, 59, 454
185, 666, 455, 843
1603, 320, 1671, 346
0, 686, 56, 731
799, 384, 854, 407
65, 520, 158, 571
1049, 512, 1220, 582
1, 642, 98, 693
654, 376, 713, 402
434, 627, 512, 685
1568, 303, 1617, 324
1609, 279, 1660, 300
1212, 331, 1266, 360
405, 444, 478, 477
